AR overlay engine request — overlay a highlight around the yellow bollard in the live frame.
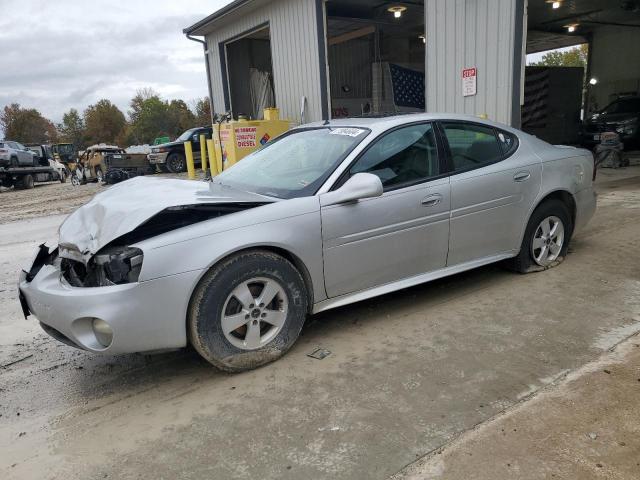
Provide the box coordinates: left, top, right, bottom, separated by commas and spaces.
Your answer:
184, 141, 196, 179
199, 134, 208, 175
206, 139, 219, 176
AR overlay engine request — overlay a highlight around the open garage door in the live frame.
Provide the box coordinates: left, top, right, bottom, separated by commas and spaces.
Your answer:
224, 26, 276, 120
526, 0, 640, 151
325, 0, 425, 118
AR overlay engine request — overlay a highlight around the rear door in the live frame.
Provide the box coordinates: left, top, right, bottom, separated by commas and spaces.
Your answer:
440, 121, 541, 265
321, 122, 450, 298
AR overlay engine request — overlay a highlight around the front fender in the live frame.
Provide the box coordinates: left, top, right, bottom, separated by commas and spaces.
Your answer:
135, 196, 326, 304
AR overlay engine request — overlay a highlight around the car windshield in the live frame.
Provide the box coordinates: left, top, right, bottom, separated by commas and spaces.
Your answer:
56, 144, 74, 154
177, 128, 198, 142
602, 98, 640, 115
214, 127, 369, 199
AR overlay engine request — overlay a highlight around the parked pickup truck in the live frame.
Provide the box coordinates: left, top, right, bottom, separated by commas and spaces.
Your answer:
148, 126, 212, 173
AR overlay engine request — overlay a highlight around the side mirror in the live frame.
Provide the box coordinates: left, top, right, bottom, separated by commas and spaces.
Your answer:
320, 172, 383, 207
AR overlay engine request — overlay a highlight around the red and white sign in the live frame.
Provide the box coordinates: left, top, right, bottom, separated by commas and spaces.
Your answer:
462, 67, 477, 97
235, 126, 257, 148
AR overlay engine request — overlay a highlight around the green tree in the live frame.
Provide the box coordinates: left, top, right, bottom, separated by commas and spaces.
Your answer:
193, 97, 211, 126
83, 99, 126, 145
167, 99, 195, 135
57, 108, 85, 148
531, 44, 588, 68
1, 103, 57, 144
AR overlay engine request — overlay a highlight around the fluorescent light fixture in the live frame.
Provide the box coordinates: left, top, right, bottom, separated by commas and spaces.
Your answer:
589, 78, 598, 85
388, 5, 407, 18
552, 1, 561, 8
565, 23, 578, 32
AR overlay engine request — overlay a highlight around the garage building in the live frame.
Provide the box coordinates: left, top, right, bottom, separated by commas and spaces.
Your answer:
185, 0, 640, 145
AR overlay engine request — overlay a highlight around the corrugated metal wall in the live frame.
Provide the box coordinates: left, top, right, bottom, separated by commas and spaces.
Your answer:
425, 0, 522, 125
205, 0, 324, 124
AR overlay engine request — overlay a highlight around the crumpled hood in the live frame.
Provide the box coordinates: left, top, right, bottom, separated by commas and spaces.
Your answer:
58, 177, 274, 261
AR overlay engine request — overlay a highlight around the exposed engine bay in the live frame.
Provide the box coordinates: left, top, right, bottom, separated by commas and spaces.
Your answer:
53, 202, 266, 287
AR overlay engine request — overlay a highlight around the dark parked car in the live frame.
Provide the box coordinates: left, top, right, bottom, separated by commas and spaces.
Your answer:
148, 126, 213, 173
581, 97, 640, 150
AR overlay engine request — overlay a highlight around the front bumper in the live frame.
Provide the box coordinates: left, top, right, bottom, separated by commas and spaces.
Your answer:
147, 151, 169, 165
19, 262, 203, 354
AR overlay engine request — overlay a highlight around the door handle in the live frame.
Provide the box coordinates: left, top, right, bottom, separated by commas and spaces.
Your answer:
513, 171, 531, 182
421, 193, 442, 207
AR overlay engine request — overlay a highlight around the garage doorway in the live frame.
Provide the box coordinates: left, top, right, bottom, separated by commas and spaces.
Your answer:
224, 26, 275, 120
525, 0, 640, 151
325, 0, 425, 118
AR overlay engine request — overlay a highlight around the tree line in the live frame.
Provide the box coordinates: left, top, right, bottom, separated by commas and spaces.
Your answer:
0, 88, 211, 149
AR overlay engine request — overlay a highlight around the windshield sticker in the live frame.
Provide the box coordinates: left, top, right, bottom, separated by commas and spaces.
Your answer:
330, 127, 365, 137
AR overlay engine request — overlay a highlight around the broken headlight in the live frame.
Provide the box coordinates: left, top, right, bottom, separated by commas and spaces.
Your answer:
62, 246, 143, 287
93, 246, 144, 285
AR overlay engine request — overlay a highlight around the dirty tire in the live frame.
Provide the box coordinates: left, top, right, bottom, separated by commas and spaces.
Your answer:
506, 199, 572, 273
188, 250, 308, 372
17, 174, 35, 190
166, 153, 186, 173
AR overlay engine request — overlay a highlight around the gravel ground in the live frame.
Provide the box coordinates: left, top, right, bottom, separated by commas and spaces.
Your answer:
0, 172, 204, 224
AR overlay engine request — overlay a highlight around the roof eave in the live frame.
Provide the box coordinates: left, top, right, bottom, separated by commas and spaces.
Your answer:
183, 0, 254, 36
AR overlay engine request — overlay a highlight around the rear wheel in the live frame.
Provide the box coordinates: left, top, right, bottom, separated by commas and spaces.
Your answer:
508, 199, 572, 273
188, 250, 308, 372
166, 153, 186, 173
16, 174, 34, 190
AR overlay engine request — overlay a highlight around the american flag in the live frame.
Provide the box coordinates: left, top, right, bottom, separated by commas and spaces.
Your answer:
389, 64, 425, 110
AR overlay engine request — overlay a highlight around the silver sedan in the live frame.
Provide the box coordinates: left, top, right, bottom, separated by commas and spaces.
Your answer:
19, 114, 597, 371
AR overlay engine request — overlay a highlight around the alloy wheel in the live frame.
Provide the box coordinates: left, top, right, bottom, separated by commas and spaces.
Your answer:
221, 277, 288, 350
531, 215, 565, 266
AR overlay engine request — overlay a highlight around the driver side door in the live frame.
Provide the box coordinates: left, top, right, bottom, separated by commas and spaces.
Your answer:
321, 123, 450, 298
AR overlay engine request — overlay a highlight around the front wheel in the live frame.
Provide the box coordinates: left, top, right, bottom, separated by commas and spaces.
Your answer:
189, 250, 308, 372
508, 199, 572, 273
166, 153, 186, 173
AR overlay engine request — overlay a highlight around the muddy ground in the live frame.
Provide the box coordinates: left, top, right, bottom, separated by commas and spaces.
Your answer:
0, 167, 639, 479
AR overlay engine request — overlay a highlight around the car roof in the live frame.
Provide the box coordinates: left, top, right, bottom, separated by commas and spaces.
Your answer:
299, 113, 518, 135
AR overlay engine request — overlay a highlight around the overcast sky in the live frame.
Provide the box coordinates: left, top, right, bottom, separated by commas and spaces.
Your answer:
0, 0, 233, 123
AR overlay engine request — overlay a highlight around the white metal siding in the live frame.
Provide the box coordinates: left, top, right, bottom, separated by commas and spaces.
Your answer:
205, 0, 323, 124
425, 0, 518, 125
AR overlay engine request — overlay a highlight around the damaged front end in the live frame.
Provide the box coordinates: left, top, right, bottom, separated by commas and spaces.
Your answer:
56, 202, 266, 288
61, 246, 143, 287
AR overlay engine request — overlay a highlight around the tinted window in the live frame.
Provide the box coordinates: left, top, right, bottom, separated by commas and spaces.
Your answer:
602, 98, 640, 115
442, 122, 502, 171
349, 123, 439, 189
